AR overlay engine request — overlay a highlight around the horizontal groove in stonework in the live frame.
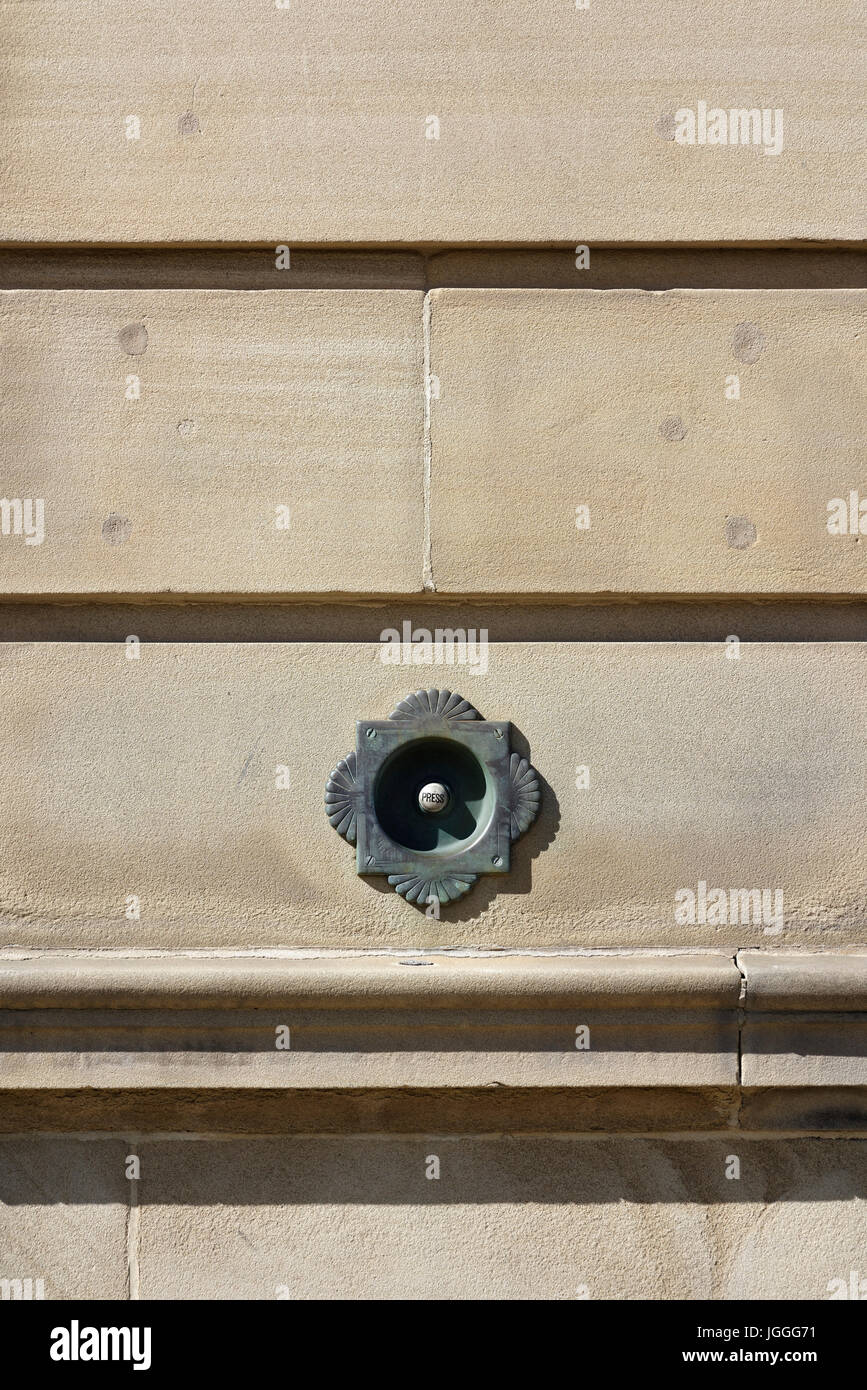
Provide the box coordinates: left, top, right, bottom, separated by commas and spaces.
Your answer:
0, 1089, 742, 1135
1, 1090, 866, 1137
0, 247, 863, 292
0, 599, 864, 643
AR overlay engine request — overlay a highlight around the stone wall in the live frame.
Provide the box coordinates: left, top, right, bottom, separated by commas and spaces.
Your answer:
0, 0, 864, 1301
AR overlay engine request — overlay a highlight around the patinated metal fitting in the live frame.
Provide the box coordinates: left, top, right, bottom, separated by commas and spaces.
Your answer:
325, 688, 541, 906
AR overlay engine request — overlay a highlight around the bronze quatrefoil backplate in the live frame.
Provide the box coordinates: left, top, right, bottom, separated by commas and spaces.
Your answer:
325, 688, 541, 906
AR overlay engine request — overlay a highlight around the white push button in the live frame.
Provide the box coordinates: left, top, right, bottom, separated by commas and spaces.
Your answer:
417, 782, 451, 815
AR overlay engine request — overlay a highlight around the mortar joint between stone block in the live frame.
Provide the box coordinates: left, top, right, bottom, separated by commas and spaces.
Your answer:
125, 1132, 141, 1301
422, 290, 435, 592
733, 949, 748, 1128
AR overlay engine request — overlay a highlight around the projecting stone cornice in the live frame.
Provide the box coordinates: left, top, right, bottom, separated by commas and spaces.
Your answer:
0, 950, 741, 1010
739, 950, 867, 1011
0, 950, 864, 1134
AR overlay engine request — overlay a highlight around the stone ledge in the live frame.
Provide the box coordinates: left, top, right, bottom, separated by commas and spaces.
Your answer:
0, 950, 861, 1134
0, 953, 864, 1129
738, 950, 867, 1010
0, 952, 741, 1009
739, 951, 867, 1097
0, 952, 740, 1096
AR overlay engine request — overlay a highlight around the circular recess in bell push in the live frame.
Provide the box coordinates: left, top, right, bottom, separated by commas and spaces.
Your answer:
374, 738, 493, 854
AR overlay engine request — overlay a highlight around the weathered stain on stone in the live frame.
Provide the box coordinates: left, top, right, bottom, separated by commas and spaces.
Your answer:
102, 514, 132, 545
732, 321, 765, 363
726, 516, 758, 550
659, 416, 687, 442
177, 112, 200, 136
655, 112, 677, 141
117, 323, 148, 356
